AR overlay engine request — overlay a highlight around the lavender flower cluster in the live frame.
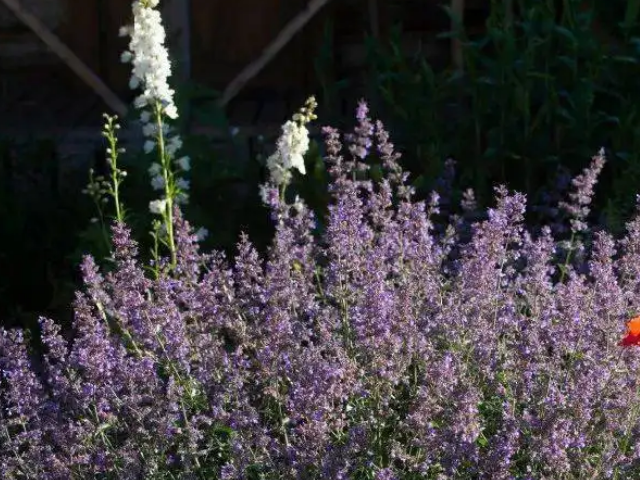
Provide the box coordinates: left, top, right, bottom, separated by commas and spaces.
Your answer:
2, 103, 640, 479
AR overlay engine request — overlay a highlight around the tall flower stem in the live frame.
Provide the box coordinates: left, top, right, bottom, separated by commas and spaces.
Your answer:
121, 0, 189, 270
103, 114, 126, 224
154, 102, 177, 268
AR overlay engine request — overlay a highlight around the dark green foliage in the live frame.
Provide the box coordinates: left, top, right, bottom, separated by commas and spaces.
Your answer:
337, 0, 640, 232
0, 138, 91, 331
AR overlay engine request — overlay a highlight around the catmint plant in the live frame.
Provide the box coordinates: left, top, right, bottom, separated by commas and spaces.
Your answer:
5, 1, 640, 478
3, 99, 640, 479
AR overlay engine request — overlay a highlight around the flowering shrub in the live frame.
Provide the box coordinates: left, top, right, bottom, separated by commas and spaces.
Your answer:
2, 98, 640, 479
4, 1, 640, 478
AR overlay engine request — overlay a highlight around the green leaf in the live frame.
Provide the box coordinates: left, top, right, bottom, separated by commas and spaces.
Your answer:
554, 26, 577, 45
477, 76, 497, 85
601, 115, 621, 126
556, 107, 575, 123
556, 55, 577, 71
630, 37, 640, 52
436, 30, 461, 40
483, 147, 499, 160
440, 4, 465, 28
370, 164, 384, 182
526, 71, 554, 81
611, 55, 639, 64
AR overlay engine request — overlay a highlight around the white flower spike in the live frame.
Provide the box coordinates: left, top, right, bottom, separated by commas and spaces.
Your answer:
121, 0, 190, 203
264, 96, 317, 189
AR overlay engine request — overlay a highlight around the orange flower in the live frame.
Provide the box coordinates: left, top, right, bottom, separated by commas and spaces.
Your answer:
620, 316, 640, 347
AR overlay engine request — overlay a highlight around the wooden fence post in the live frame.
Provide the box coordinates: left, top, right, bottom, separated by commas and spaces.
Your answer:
0, 0, 128, 116
218, 0, 332, 107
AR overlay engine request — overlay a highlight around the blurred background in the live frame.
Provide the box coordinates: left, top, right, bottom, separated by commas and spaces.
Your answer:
1, 0, 639, 332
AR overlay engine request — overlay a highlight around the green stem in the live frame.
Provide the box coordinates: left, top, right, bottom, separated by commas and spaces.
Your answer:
154, 102, 177, 269
105, 120, 124, 224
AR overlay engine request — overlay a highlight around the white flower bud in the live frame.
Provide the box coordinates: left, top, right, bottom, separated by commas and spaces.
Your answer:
149, 198, 167, 214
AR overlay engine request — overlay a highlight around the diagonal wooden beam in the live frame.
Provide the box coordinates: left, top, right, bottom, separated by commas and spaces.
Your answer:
1, 0, 128, 116
218, 0, 332, 107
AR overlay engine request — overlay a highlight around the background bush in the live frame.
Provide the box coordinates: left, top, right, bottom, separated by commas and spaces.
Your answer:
339, 0, 640, 232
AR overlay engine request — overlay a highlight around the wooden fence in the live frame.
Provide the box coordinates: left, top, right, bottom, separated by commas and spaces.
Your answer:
0, 0, 331, 94
0, 0, 484, 100
0, 0, 509, 150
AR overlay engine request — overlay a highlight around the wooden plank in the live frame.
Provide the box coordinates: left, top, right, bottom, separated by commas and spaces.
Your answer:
0, 0, 64, 29
58, 0, 100, 78
190, 0, 311, 91
218, 0, 332, 106
0, 0, 128, 116
163, 0, 191, 82
190, 0, 277, 87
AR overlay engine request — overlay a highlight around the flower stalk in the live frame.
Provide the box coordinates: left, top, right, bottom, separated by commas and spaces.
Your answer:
120, 0, 190, 268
